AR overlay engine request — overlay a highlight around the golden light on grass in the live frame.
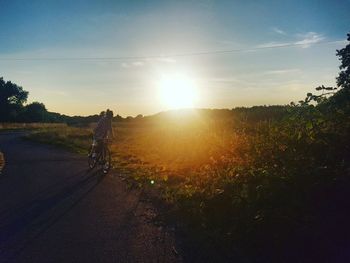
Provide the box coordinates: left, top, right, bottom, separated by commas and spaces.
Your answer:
158, 73, 198, 109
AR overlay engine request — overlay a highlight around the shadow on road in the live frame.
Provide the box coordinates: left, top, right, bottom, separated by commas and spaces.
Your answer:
0, 168, 106, 262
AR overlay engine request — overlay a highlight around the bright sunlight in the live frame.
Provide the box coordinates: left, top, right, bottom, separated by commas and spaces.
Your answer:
158, 73, 198, 109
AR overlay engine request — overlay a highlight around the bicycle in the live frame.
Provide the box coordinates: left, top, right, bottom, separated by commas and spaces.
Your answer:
88, 137, 112, 174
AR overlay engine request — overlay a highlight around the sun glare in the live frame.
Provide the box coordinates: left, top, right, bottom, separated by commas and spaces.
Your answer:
158, 73, 198, 109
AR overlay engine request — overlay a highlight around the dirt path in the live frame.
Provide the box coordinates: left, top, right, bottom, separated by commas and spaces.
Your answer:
0, 132, 182, 263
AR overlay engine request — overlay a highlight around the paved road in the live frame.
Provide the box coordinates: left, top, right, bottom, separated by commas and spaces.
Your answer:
0, 132, 181, 263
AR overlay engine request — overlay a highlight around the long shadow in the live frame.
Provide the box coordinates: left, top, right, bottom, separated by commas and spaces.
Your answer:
0, 168, 106, 262
0, 168, 90, 217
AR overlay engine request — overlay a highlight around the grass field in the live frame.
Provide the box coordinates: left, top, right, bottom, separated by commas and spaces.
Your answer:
22, 106, 350, 261
0, 123, 67, 131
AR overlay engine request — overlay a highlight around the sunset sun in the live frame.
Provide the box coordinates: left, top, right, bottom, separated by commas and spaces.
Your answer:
158, 73, 198, 109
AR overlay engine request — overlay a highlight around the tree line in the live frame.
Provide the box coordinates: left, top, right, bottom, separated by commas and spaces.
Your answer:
0, 79, 127, 124
0, 76, 292, 125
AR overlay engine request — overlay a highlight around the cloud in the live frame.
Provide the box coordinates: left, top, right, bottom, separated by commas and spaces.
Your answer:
132, 61, 145, 67
272, 27, 286, 35
258, 31, 325, 49
144, 57, 176, 63
257, 42, 291, 48
209, 77, 244, 83
154, 57, 177, 63
121, 61, 145, 68
121, 58, 176, 69
263, 69, 301, 75
295, 32, 325, 48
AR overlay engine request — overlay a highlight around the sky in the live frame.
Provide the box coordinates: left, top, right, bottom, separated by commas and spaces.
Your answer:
0, 0, 349, 116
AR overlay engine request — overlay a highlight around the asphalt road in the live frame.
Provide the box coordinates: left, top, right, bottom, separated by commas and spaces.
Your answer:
0, 132, 181, 263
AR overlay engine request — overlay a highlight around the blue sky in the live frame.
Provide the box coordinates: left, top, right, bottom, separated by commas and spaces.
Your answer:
0, 0, 349, 116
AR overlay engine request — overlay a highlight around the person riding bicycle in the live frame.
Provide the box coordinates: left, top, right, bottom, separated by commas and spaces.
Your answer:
91, 109, 114, 159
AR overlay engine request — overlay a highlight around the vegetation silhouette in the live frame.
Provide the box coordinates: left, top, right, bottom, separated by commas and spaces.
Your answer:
0, 78, 28, 121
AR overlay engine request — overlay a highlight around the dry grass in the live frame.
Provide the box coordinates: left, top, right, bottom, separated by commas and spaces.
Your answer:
23, 118, 247, 171
110, 117, 247, 173
0, 122, 67, 130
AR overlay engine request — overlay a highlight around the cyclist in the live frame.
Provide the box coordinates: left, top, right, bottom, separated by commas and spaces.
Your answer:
91, 109, 114, 159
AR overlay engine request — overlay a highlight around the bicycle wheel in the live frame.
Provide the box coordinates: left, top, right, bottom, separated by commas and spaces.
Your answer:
88, 146, 98, 169
102, 147, 112, 174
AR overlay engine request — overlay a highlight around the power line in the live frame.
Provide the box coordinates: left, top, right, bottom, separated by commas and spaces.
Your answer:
0, 40, 345, 61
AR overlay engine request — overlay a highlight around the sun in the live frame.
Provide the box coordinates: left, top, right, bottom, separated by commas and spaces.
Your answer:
158, 73, 198, 109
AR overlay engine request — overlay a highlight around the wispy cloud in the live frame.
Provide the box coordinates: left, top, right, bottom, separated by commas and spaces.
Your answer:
272, 27, 286, 35
257, 42, 291, 48
121, 61, 145, 68
295, 32, 325, 48
121, 58, 176, 68
154, 57, 177, 63
258, 31, 325, 49
263, 68, 301, 75
132, 61, 145, 66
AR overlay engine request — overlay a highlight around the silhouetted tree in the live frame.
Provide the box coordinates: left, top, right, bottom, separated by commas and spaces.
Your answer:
337, 33, 350, 91
315, 33, 350, 112
113, 114, 124, 122
20, 102, 47, 122
0, 77, 28, 121
301, 32, 350, 109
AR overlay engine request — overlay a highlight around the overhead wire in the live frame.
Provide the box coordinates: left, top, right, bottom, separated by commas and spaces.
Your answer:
0, 40, 345, 62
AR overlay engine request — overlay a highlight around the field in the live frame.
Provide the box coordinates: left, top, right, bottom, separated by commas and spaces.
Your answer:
0, 122, 67, 130
23, 104, 350, 261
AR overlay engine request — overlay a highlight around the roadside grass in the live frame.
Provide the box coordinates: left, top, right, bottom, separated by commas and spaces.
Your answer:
0, 122, 67, 130
25, 126, 92, 154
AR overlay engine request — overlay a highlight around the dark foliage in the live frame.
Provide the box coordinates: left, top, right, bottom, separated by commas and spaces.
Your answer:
0, 77, 28, 121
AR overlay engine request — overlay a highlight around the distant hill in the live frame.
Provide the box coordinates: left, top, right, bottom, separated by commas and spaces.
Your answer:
140, 105, 290, 124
